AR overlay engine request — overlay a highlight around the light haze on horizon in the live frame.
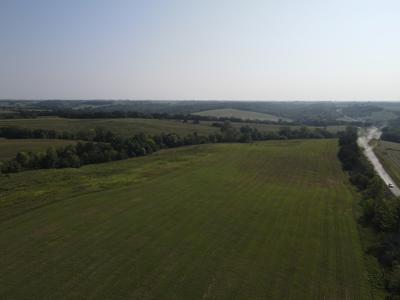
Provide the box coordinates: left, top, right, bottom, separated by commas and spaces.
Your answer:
0, 0, 399, 101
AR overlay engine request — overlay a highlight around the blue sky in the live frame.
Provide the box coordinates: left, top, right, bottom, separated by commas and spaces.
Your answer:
0, 0, 399, 100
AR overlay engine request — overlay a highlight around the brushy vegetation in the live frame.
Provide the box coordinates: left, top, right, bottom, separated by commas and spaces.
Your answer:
338, 127, 400, 298
0, 139, 76, 161
0, 122, 335, 173
0, 139, 374, 299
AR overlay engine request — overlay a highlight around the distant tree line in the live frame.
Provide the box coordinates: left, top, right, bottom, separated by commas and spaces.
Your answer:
380, 118, 400, 143
0, 127, 75, 140
338, 127, 400, 298
1, 122, 336, 174
0, 106, 357, 127
0, 130, 210, 173
342, 104, 383, 118
43, 108, 297, 125
382, 128, 400, 144
0, 109, 41, 119
0, 122, 336, 143
382, 129, 400, 143
1, 99, 383, 127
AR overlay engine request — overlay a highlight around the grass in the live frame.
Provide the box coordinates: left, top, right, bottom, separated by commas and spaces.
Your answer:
227, 122, 346, 133
0, 117, 345, 139
0, 138, 76, 161
0, 139, 379, 299
0, 117, 219, 137
193, 108, 290, 122
374, 140, 400, 186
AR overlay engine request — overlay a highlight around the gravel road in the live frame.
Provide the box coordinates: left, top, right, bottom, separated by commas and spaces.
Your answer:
357, 127, 400, 197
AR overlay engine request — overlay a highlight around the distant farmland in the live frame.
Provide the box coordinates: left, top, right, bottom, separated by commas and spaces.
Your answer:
0, 117, 218, 137
0, 138, 76, 161
375, 140, 400, 186
193, 108, 290, 122
0, 117, 344, 138
0, 139, 376, 299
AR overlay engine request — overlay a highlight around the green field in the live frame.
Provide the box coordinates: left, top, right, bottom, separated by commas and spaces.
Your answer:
193, 108, 290, 122
0, 138, 76, 161
375, 140, 400, 186
224, 122, 345, 133
0, 117, 345, 138
0, 117, 219, 137
0, 139, 377, 299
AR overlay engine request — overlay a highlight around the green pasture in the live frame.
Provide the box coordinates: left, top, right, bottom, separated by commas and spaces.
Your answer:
0, 139, 377, 299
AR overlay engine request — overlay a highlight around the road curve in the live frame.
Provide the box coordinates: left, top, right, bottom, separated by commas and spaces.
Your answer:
357, 127, 400, 197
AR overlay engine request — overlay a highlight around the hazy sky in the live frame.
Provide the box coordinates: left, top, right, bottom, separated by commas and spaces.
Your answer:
1, 0, 399, 100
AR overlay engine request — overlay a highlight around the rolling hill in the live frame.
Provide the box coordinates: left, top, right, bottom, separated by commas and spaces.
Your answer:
192, 108, 290, 122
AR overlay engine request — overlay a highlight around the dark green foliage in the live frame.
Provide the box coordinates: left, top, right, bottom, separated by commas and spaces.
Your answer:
0, 126, 59, 139
221, 121, 240, 142
388, 265, 400, 295
382, 125, 400, 144
342, 104, 383, 118
337, 126, 400, 298
337, 127, 361, 170
0, 124, 337, 174
381, 118, 400, 143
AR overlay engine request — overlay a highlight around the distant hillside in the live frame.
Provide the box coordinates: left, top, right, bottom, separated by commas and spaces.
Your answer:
192, 108, 290, 122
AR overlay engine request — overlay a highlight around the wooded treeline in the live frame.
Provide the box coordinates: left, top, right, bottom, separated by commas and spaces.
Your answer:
0, 104, 358, 126
1, 122, 335, 173
380, 118, 400, 143
338, 127, 400, 298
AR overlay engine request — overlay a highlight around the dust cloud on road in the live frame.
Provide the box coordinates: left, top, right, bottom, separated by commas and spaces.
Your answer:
357, 127, 400, 197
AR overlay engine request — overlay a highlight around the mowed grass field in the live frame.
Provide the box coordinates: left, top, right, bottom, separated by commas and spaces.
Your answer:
0, 138, 76, 161
0, 117, 218, 137
0, 117, 345, 138
375, 140, 400, 186
0, 140, 376, 299
193, 108, 291, 122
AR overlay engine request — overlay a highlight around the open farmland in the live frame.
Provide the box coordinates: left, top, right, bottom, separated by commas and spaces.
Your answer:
0, 139, 377, 299
0, 138, 76, 161
226, 122, 346, 133
0, 117, 345, 138
193, 108, 290, 122
375, 140, 400, 186
0, 117, 219, 137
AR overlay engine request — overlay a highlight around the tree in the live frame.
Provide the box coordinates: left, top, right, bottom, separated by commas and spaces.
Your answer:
221, 121, 239, 142
15, 152, 31, 168
388, 265, 400, 294
3, 160, 22, 173
42, 147, 59, 168
373, 198, 400, 232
